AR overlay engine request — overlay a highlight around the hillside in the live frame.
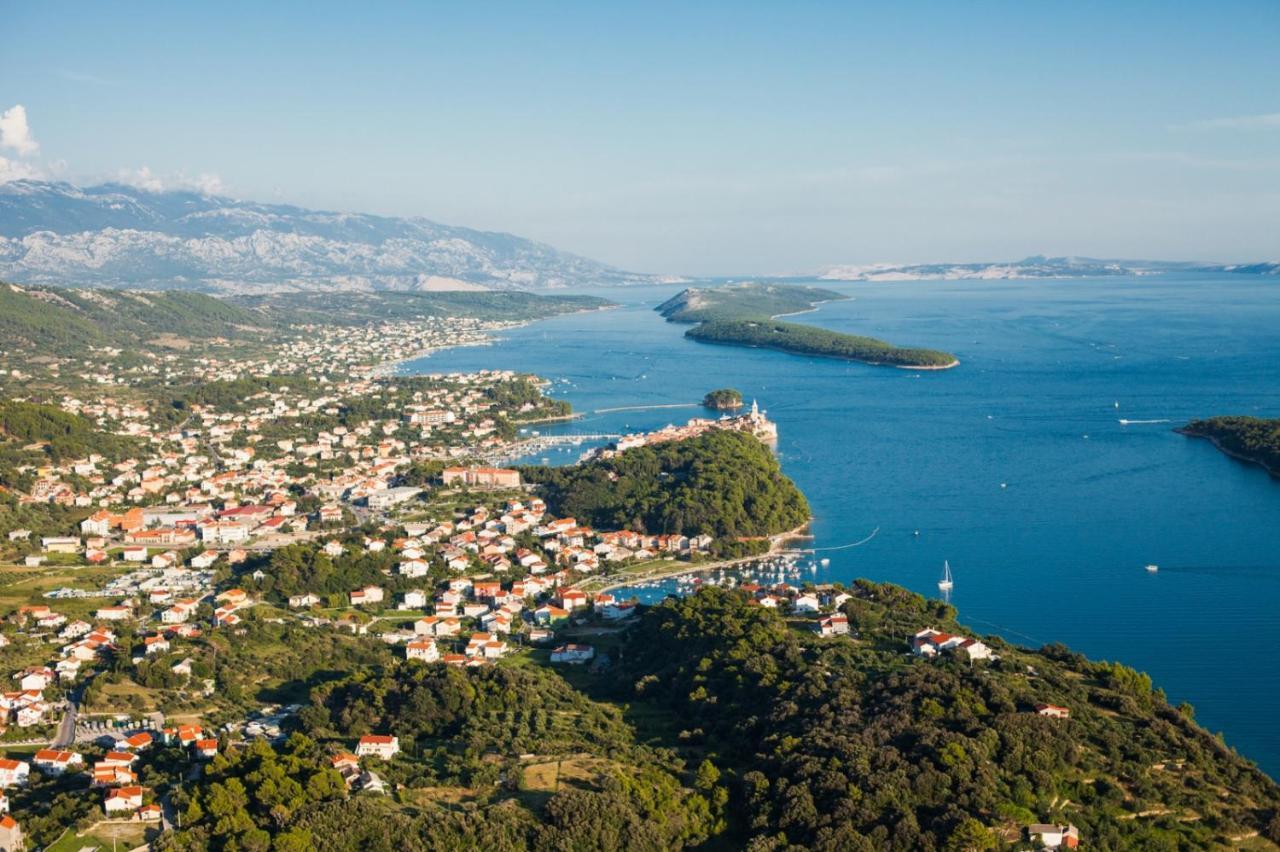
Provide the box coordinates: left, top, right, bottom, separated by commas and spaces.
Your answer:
0, 180, 650, 292
521, 430, 810, 547
0, 282, 614, 366
608, 586, 1280, 849
149, 584, 1280, 851
234, 289, 612, 325
0, 281, 269, 356
656, 282, 846, 323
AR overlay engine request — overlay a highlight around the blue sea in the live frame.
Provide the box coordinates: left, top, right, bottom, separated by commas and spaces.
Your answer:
404, 274, 1280, 777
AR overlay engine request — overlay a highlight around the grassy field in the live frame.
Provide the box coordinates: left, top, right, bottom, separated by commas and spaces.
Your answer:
46, 820, 157, 852
0, 562, 131, 619
518, 753, 621, 807
86, 677, 160, 714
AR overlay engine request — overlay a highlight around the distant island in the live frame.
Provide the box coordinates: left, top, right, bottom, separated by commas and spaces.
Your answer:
702, 388, 743, 409
1178, 416, 1280, 477
657, 282, 958, 369
819, 255, 1280, 281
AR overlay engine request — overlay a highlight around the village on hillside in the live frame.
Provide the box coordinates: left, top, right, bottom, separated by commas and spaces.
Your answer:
0, 305, 1092, 851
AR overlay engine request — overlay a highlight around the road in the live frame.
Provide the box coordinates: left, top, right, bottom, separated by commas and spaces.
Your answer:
52, 687, 82, 747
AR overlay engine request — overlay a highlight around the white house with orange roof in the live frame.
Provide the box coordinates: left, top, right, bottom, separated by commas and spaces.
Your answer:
406, 639, 439, 662
350, 586, 384, 606
910, 628, 993, 661
355, 735, 399, 760
103, 785, 146, 814
0, 760, 29, 788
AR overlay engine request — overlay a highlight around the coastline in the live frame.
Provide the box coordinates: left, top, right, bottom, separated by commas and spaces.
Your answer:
372, 304, 618, 378
586, 520, 814, 594
897, 358, 960, 371
369, 333, 504, 379
767, 297, 847, 320
516, 412, 583, 426
1176, 428, 1280, 479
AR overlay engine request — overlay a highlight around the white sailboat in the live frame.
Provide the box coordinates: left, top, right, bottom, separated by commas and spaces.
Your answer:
938, 560, 954, 592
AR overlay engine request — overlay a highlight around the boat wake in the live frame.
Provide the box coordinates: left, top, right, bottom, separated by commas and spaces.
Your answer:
1118, 418, 1171, 425
812, 526, 880, 552
594, 402, 699, 414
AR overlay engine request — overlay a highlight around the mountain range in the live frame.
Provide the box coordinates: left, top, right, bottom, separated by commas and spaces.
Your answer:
0, 179, 1275, 293
819, 255, 1279, 281
0, 179, 650, 293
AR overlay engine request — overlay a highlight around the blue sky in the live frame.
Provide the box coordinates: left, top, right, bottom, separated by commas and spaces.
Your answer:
3, 1, 1278, 273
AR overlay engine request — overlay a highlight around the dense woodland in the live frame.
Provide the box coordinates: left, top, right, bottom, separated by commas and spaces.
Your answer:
0, 399, 142, 466
1181, 416, 1280, 477
605, 586, 1280, 850
689, 319, 958, 368
521, 430, 810, 541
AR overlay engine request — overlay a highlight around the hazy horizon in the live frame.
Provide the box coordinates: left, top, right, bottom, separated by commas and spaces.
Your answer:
4, 1, 1279, 275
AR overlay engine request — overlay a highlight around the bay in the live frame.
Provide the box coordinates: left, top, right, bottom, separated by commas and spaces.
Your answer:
404, 274, 1280, 777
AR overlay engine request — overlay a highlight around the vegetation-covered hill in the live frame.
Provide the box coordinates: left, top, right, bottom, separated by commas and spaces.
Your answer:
702, 388, 743, 409
233, 289, 612, 325
0, 282, 612, 361
0, 400, 142, 463
158, 663, 724, 852
1180, 416, 1280, 477
689, 318, 959, 368
0, 281, 268, 356
656, 283, 845, 323
656, 282, 958, 369
521, 430, 810, 544
608, 585, 1280, 850
152, 582, 1280, 851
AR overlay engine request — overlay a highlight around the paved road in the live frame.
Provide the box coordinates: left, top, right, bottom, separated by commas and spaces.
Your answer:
52, 690, 79, 747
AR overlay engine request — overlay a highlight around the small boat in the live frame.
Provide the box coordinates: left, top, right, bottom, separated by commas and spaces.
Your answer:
820, 558, 830, 567
938, 560, 954, 592
1145, 564, 1159, 573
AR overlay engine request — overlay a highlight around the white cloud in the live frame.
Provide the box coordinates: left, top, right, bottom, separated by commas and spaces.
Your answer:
1185, 112, 1280, 131
0, 104, 39, 156
114, 165, 226, 195
0, 155, 45, 182
0, 104, 228, 193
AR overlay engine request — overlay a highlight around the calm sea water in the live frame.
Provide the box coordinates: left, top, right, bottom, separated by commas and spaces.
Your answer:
405, 275, 1280, 777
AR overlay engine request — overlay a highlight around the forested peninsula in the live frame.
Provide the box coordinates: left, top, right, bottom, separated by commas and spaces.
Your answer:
521, 430, 809, 555
1179, 416, 1280, 477
656, 282, 958, 369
